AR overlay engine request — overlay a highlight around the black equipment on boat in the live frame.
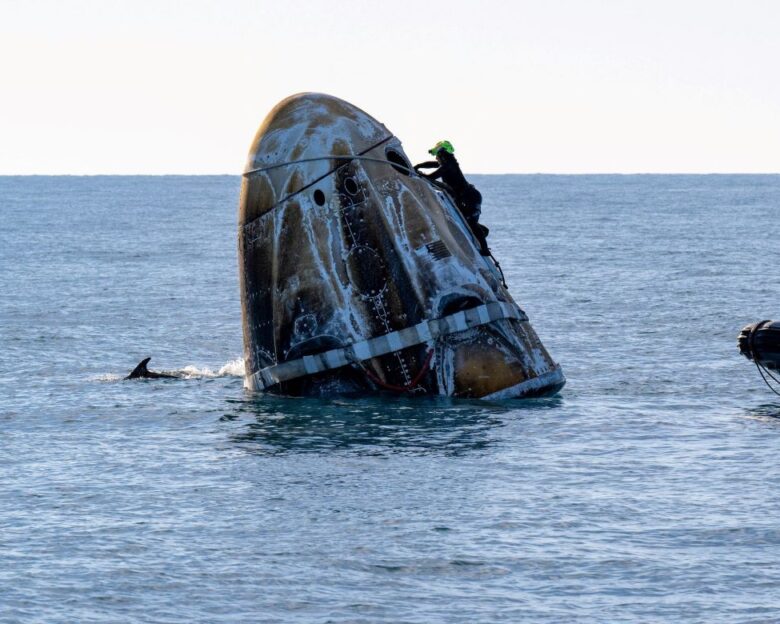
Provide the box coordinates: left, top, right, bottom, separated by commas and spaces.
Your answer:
738, 320, 780, 395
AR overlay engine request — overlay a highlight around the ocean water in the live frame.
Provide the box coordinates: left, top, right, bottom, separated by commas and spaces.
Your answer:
1, 174, 779, 623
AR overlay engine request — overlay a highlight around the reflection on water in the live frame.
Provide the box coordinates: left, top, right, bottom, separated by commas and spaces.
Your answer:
743, 403, 780, 422
222, 394, 563, 455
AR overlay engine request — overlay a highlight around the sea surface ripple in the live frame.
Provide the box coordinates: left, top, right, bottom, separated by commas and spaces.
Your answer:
1, 175, 779, 622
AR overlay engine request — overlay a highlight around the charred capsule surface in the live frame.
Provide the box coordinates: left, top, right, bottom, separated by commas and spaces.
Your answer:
238, 93, 564, 398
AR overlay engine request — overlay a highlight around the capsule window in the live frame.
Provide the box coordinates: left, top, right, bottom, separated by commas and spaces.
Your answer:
313, 189, 325, 206
343, 177, 359, 195
440, 296, 482, 317
386, 148, 412, 176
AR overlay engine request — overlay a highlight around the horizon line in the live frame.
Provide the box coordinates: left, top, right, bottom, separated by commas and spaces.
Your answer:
2, 172, 779, 177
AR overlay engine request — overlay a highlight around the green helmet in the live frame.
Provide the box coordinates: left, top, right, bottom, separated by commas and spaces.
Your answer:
429, 140, 454, 156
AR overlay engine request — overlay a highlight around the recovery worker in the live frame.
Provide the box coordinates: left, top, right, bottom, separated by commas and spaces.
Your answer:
414, 140, 490, 255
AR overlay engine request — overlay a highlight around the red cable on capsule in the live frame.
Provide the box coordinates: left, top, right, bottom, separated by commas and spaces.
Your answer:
360, 349, 435, 393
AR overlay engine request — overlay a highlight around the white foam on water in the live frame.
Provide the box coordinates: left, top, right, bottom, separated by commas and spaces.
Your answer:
178, 357, 246, 379
92, 373, 124, 382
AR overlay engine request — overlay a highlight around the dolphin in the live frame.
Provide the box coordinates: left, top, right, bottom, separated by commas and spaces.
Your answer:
125, 357, 180, 380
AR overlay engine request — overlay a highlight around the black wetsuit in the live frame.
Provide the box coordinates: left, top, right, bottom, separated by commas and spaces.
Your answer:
414, 151, 489, 255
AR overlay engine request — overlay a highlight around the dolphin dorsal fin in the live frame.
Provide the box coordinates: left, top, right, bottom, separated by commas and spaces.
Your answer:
126, 357, 153, 379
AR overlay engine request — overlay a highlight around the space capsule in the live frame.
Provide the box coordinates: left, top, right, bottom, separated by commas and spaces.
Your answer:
238, 93, 564, 398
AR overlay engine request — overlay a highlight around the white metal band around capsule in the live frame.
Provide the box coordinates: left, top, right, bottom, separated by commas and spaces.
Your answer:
249, 301, 529, 391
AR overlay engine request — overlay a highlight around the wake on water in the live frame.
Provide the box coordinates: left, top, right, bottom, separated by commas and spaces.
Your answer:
179, 358, 246, 378
92, 358, 246, 382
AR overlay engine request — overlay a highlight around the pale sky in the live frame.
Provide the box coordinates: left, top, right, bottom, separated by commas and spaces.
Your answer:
1, 0, 779, 174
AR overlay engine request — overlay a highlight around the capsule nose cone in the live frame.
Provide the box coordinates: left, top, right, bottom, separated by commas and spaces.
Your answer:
240, 92, 391, 226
